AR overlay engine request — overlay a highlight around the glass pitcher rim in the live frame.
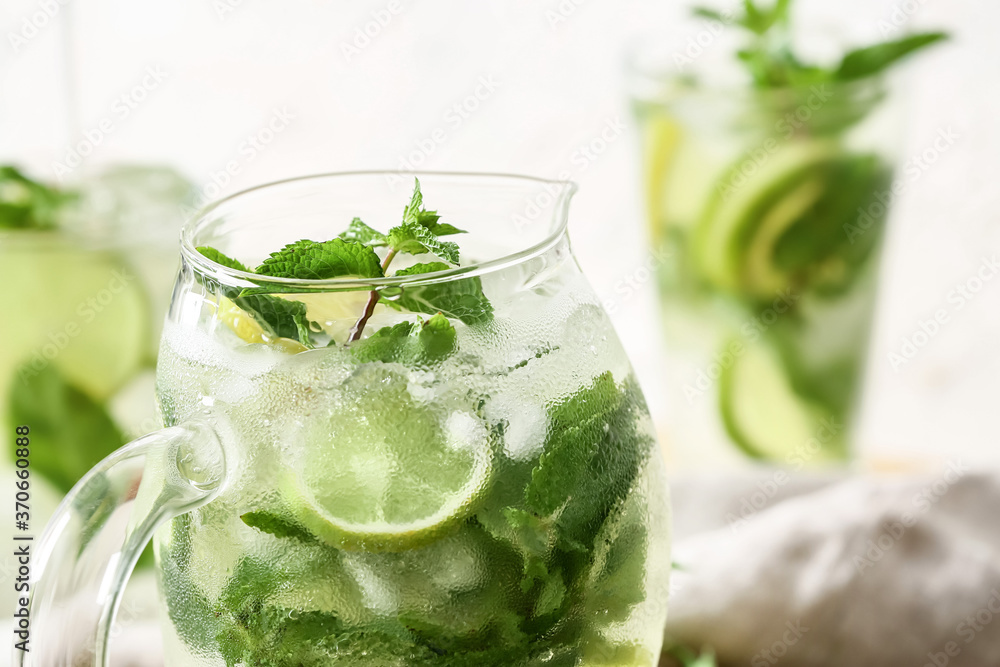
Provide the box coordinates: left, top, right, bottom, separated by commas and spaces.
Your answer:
180, 170, 578, 289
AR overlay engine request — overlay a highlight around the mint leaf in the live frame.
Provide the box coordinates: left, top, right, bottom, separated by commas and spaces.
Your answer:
241, 511, 318, 544
586, 509, 649, 622
388, 262, 493, 325
195, 247, 317, 348
0, 165, 71, 230
161, 516, 219, 652
196, 246, 251, 273
429, 222, 466, 236
234, 294, 315, 347
692, 6, 727, 22
351, 314, 457, 365
252, 238, 384, 285
533, 568, 567, 617
418, 313, 458, 359
387, 220, 461, 264
412, 207, 465, 237
526, 374, 651, 549
9, 364, 125, 494
835, 32, 948, 81
339, 217, 388, 246
401, 178, 429, 226
219, 556, 282, 612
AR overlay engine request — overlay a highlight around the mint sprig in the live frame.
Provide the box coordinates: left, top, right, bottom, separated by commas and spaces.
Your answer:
694, 0, 947, 89
195, 178, 492, 350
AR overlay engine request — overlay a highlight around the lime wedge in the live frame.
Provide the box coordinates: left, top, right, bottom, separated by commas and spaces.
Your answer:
693, 140, 838, 296
718, 338, 836, 462
287, 365, 492, 552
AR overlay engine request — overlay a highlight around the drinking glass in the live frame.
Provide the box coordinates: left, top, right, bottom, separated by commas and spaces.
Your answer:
1, 165, 193, 496
19, 172, 672, 666
630, 61, 901, 466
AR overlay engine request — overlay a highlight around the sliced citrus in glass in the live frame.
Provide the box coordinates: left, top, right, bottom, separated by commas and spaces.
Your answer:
215, 296, 307, 354
693, 140, 838, 296
285, 365, 492, 552
281, 290, 379, 344
1, 237, 148, 402
718, 337, 837, 462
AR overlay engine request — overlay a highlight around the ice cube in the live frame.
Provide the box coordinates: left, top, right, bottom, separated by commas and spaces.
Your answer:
444, 411, 488, 454
483, 395, 547, 461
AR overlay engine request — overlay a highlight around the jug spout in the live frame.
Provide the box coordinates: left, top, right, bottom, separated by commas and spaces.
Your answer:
507, 177, 578, 247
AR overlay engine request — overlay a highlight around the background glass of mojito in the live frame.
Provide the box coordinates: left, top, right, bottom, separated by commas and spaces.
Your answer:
24, 172, 672, 666
629, 4, 946, 466
0, 166, 194, 496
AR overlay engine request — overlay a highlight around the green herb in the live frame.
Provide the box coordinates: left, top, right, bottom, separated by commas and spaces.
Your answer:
835, 32, 949, 81
195, 246, 251, 273
9, 364, 125, 494
179, 372, 655, 666
252, 238, 384, 284
694, 0, 947, 89
350, 313, 458, 365
182, 181, 656, 666
196, 245, 319, 348
0, 166, 72, 231
338, 217, 388, 245
388, 262, 493, 325
241, 510, 319, 545
196, 178, 492, 349
159, 515, 220, 651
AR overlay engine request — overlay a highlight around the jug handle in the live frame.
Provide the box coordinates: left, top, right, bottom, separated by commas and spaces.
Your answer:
12, 422, 226, 667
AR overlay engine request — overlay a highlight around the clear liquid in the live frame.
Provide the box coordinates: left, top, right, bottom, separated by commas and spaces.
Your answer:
154, 269, 672, 666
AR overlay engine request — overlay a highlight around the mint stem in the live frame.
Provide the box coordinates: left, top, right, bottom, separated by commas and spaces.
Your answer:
349, 249, 398, 342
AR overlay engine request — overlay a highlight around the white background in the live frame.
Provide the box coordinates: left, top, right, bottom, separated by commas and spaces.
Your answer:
1, 0, 997, 466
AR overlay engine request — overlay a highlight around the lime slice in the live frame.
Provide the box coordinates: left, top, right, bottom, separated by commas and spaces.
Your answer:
718, 338, 837, 462
693, 140, 838, 296
281, 291, 378, 344
1, 237, 148, 402
287, 365, 492, 552
739, 175, 825, 295
215, 296, 307, 354
640, 113, 683, 247
580, 640, 653, 666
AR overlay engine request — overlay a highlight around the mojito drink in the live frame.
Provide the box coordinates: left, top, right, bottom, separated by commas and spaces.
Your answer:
1, 166, 192, 494
151, 177, 672, 665
630, 2, 945, 465
633, 84, 896, 464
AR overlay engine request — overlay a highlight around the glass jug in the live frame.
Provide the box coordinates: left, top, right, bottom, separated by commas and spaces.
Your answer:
18, 172, 672, 666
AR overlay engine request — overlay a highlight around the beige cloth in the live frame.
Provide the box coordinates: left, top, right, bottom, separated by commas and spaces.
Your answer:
12, 468, 1000, 666
666, 465, 1000, 666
